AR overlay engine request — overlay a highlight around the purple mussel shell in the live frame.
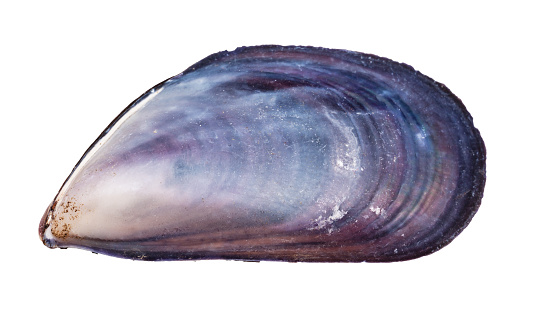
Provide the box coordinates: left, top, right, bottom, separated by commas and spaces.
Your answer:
39, 46, 485, 262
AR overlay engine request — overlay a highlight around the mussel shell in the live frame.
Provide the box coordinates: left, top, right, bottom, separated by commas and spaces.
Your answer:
39, 46, 486, 262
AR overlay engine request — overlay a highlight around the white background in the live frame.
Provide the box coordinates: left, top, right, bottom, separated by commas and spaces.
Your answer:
2, 1, 533, 321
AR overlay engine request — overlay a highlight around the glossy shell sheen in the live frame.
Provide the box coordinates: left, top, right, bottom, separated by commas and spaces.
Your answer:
39, 46, 486, 262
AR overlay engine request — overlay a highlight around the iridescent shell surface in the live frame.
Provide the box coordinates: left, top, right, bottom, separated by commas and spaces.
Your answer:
39, 46, 486, 262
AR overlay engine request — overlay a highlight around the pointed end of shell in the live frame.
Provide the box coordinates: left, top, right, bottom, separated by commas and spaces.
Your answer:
39, 201, 58, 249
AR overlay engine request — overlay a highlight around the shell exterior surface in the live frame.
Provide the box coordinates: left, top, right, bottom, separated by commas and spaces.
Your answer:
39, 46, 485, 262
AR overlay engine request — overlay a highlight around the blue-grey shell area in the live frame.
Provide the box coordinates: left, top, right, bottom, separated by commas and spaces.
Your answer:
39, 46, 485, 262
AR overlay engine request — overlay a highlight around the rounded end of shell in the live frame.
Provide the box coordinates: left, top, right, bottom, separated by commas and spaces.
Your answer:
39, 201, 58, 249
